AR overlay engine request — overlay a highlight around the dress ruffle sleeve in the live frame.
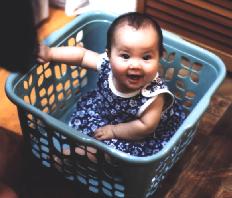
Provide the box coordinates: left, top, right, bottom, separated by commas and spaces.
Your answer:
138, 74, 174, 116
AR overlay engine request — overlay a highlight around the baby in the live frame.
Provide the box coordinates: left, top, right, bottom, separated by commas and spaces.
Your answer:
38, 12, 186, 157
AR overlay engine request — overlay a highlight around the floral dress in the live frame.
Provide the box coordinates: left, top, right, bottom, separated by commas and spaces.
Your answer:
69, 55, 186, 157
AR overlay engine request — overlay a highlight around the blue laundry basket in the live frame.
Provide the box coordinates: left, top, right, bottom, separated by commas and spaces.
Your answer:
5, 11, 226, 198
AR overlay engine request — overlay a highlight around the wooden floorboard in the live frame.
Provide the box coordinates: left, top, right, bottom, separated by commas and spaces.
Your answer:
154, 104, 232, 198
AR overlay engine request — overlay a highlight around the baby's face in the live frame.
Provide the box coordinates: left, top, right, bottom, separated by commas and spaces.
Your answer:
109, 24, 160, 93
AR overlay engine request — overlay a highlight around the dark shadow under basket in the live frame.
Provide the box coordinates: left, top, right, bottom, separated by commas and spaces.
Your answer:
5, 11, 226, 198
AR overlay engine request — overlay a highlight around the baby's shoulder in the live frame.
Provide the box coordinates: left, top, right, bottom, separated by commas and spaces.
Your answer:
141, 74, 175, 111
141, 74, 169, 97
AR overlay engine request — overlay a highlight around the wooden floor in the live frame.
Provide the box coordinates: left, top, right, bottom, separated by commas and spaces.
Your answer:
0, 7, 232, 198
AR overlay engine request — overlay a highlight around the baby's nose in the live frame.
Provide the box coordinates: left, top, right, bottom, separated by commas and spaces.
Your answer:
129, 59, 141, 69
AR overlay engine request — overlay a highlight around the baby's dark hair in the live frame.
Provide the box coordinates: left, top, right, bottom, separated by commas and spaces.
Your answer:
106, 12, 164, 57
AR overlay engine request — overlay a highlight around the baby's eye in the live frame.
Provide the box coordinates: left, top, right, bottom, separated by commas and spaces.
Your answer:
120, 53, 130, 59
143, 54, 152, 60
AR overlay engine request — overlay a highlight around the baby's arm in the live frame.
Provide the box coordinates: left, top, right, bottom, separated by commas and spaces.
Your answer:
94, 94, 164, 140
37, 44, 101, 70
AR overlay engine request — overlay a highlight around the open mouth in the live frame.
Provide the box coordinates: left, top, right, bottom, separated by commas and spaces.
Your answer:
127, 74, 143, 81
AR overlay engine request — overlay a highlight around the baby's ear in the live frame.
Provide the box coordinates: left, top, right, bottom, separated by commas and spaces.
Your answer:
106, 49, 111, 58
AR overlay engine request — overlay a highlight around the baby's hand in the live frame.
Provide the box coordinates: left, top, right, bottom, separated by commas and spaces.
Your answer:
94, 125, 115, 140
37, 44, 51, 64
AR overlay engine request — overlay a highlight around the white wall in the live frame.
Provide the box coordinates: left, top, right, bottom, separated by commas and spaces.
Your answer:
65, 0, 137, 16
89, 0, 137, 14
